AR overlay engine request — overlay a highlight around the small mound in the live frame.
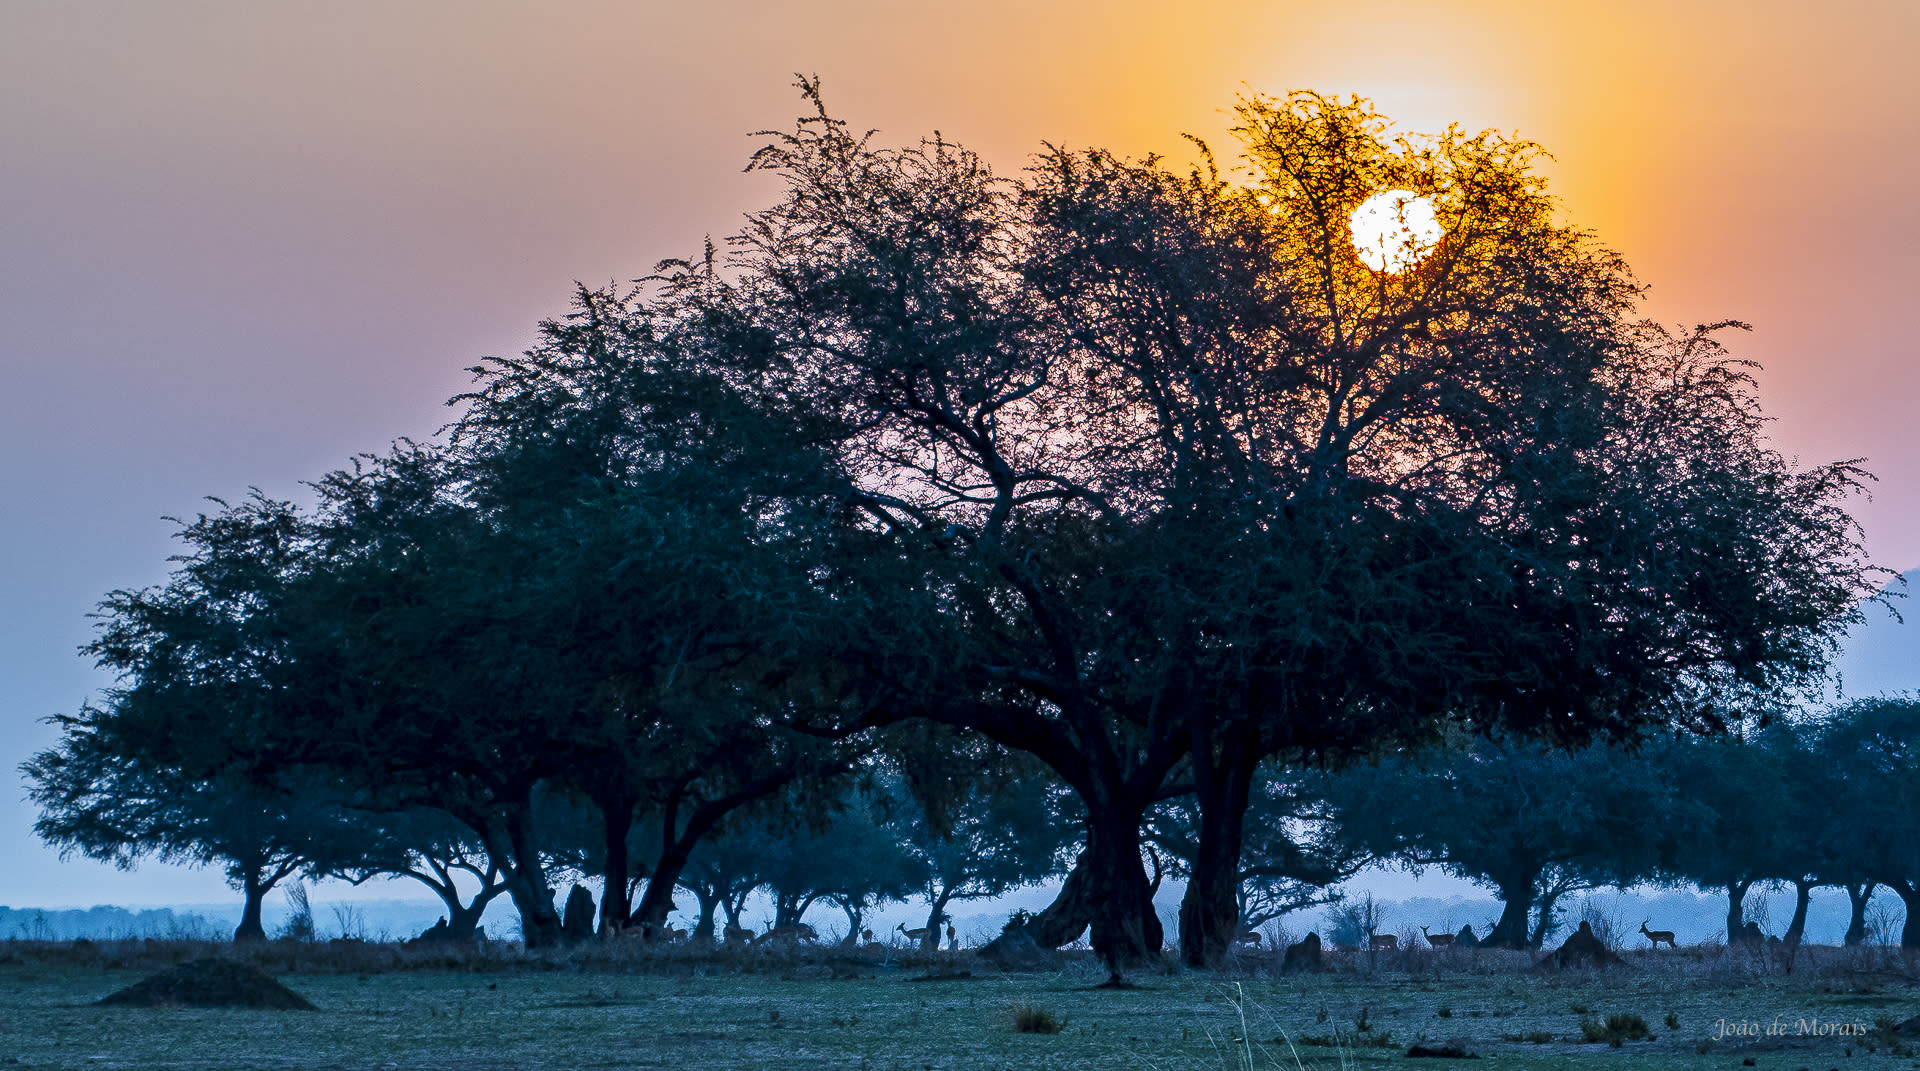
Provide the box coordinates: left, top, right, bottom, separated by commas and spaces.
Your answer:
95, 957, 317, 1010
1534, 920, 1623, 970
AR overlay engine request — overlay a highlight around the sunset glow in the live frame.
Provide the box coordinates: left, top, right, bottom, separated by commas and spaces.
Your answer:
1349, 190, 1443, 273
0, 0, 1916, 931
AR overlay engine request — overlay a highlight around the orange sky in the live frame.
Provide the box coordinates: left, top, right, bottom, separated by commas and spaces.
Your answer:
2, 0, 1915, 905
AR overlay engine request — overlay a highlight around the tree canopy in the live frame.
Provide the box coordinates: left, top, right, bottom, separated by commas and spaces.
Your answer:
24, 83, 1882, 968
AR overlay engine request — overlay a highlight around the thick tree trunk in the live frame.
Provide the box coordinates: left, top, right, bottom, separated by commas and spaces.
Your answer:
597, 792, 636, 936
1784, 880, 1814, 947
1485, 870, 1537, 949
235, 869, 269, 944
1083, 797, 1163, 976
691, 888, 721, 946
1022, 847, 1098, 948
445, 895, 492, 941
1179, 739, 1258, 969
1893, 882, 1920, 950
487, 804, 563, 948
1845, 882, 1876, 946
1725, 878, 1754, 942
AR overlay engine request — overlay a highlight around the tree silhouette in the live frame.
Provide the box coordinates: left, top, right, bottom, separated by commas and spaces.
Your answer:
720, 81, 1879, 971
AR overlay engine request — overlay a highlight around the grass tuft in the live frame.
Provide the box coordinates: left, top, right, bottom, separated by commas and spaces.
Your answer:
1012, 1003, 1065, 1034
1578, 1012, 1652, 1046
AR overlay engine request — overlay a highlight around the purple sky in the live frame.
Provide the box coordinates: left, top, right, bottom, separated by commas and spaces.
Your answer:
3, 1, 1916, 909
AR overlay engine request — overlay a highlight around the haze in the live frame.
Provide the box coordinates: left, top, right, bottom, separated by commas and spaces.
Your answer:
2, 0, 1915, 908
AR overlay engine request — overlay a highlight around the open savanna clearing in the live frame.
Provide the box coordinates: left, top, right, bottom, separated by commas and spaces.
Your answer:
0, 943, 1917, 1069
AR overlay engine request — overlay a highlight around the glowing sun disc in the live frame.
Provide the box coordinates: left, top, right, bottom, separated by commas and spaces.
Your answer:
1350, 190, 1443, 272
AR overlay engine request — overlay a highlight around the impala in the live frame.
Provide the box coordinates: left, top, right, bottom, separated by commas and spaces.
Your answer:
753, 923, 817, 946
1421, 926, 1454, 949
1639, 920, 1677, 949
1369, 934, 1398, 951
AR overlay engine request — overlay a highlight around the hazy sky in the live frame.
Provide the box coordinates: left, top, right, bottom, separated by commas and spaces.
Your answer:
3, 1, 1916, 908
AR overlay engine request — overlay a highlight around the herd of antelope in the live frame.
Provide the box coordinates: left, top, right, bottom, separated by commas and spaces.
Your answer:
1224, 919, 1686, 952
647, 921, 962, 949
665, 918, 1689, 953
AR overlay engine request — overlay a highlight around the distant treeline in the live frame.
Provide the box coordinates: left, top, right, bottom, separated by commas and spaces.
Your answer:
0, 905, 224, 942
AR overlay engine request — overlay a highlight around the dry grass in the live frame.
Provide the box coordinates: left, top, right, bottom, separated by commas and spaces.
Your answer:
1012, 1002, 1066, 1033
0, 937, 1916, 1069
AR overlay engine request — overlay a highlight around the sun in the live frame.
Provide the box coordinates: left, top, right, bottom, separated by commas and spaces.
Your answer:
1349, 190, 1443, 273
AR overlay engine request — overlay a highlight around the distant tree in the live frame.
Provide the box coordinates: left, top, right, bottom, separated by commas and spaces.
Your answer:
749, 784, 921, 936
1748, 724, 1831, 947
1656, 731, 1800, 941
1326, 736, 1675, 948
677, 817, 771, 944
23, 715, 357, 943
1809, 697, 1920, 948
23, 494, 370, 943
890, 747, 1077, 950
334, 807, 517, 942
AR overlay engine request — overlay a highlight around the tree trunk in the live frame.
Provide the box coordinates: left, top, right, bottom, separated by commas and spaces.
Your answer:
1179, 738, 1258, 969
400, 864, 504, 941
922, 889, 954, 952
1845, 882, 1876, 946
1082, 796, 1163, 976
234, 868, 269, 944
724, 890, 752, 929
1893, 882, 1920, 950
691, 888, 721, 946
1725, 878, 1754, 942
1529, 890, 1568, 950
627, 783, 784, 936
1021, 847, 1098, 948
445, 895, 488, 941
774, 890, 805, 930
838, 901, 865, 947
1485, 870, 1537, 949
486, 803, 563, 948
597, 791, 636, 936
627, 822, 700, 935
1784, 879, 1814, 947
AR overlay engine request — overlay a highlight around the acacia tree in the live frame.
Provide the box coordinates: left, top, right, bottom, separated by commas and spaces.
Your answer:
24, 715, 359, 943
733, 783, 921, 935
708, 82, 1878, 973
48, 285, 866, 948
1326, 736, 1676, 948
448, 285, 869, 938
1810, 697, 1920, 948
888, 749, 1078, 951
1660, 725, 1841, 946
23, 494, 371, 943
335, 808, 511, 942
1655, 733, 1796, 941
677, 817, 772, 944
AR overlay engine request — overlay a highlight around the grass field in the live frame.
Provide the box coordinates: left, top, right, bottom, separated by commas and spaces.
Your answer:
1, 940, 1917, 1069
